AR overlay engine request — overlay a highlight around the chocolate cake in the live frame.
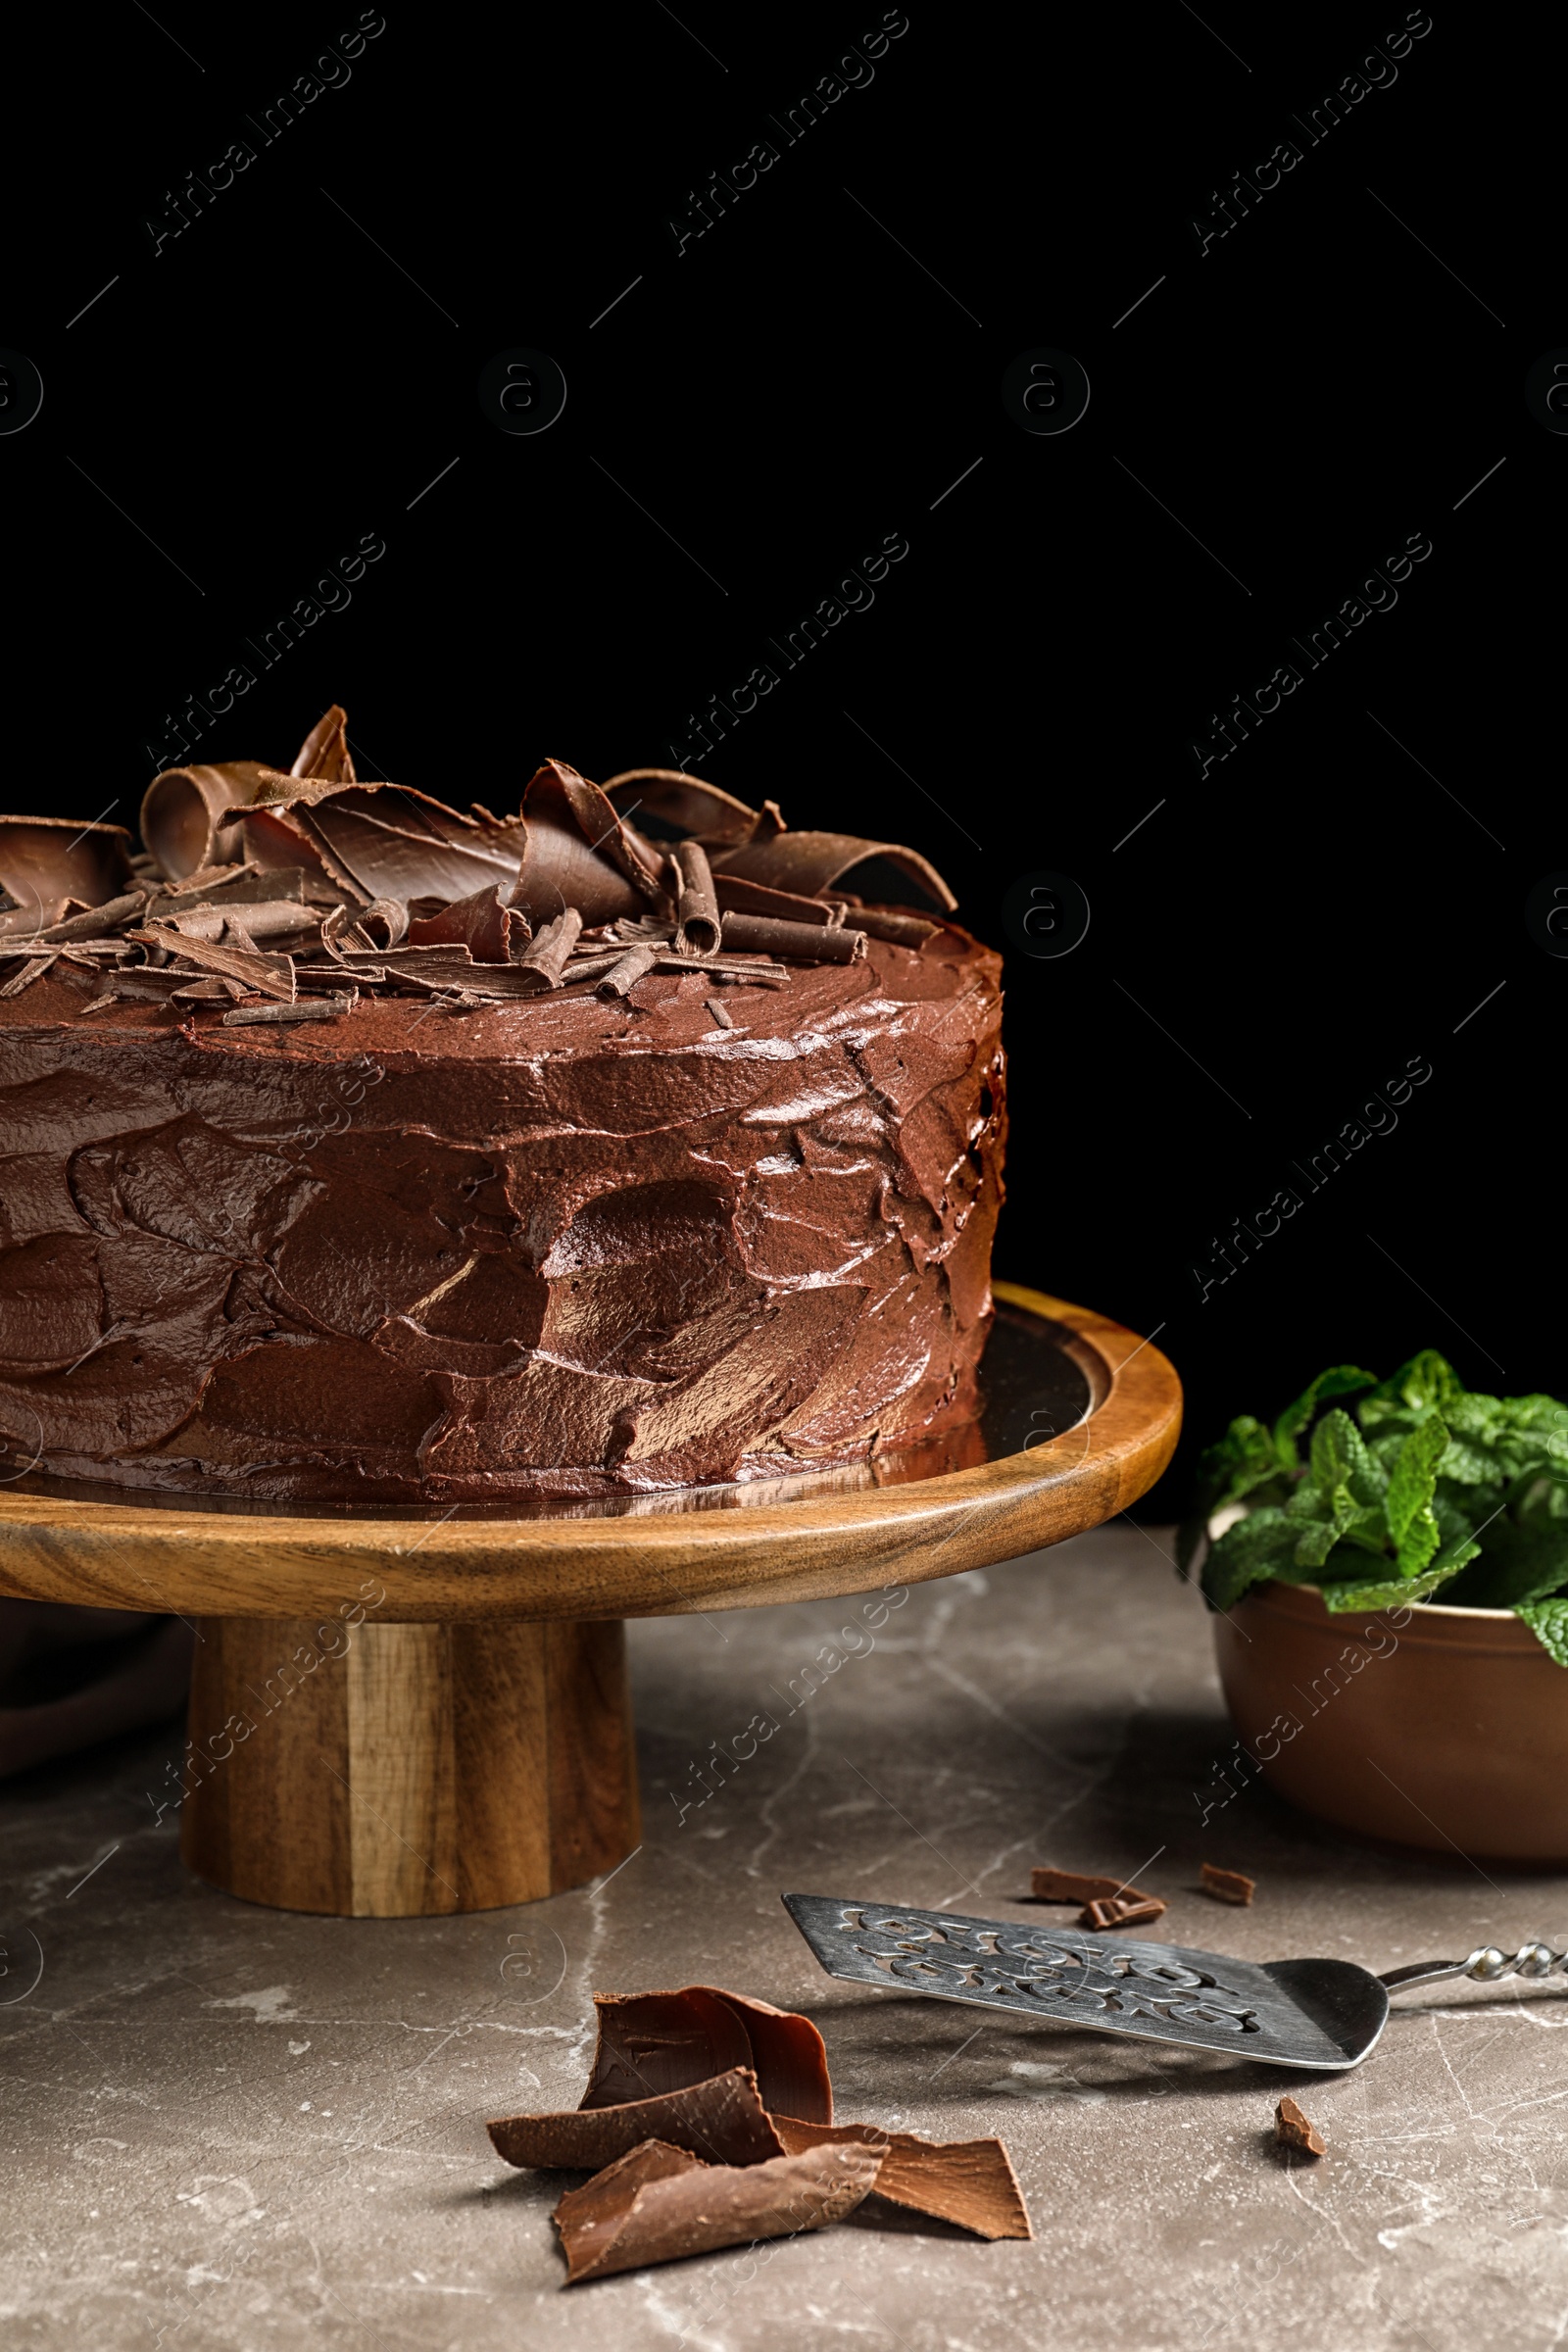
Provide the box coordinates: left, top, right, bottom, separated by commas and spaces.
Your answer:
0, 711, 1004, 1502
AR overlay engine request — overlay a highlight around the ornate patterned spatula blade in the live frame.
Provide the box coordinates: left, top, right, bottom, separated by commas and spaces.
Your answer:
783, 1893, 1392, 2072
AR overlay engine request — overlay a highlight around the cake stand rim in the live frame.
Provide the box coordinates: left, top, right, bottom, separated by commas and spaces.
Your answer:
0, 1289, 1182, 1620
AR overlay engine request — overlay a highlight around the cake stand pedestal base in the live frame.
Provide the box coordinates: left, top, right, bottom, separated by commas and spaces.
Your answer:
179, 1617, 639, 1916
0, 1291, 1181, 1920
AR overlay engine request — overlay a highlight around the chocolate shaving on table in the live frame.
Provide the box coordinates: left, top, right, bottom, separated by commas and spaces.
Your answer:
1080, 1894, 1168, 1931
138, 761, 279, 882
128, 923, 296, 1002
672, 840, 721, 956
221, 993, 358, 1025
0, 816, 135, 911
290, 703, 357, 785
712, 827, 956, 913
770, 2118, 1031, 2241
712, 872, 837, 926
601, 767, 764, 848
515, 906, 583, 991
1200, 1863, 1255, 1905
407, 882, 527, 964
581, 1987, 834, 2125
720, 912, 866, 964
0, 956, 56, 998
597, 945, 656, 998
1032, 1868, 1158, 1904
553, 2138, 884, 2286
1275, 2096, 1326, 2156
511, 760, 667, 926
490, 2066, 785, 2173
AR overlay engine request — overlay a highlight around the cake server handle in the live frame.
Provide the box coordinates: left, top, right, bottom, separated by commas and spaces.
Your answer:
1379, 1940, 1566, 1994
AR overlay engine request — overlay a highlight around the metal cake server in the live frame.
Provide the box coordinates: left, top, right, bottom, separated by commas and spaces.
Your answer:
783, 1892, 1566, 2072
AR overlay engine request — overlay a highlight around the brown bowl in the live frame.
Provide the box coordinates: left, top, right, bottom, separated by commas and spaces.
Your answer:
1213, 1578, 1568, 1864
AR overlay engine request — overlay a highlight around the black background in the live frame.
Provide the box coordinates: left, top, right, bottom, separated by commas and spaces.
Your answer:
3, 3, 1550, 1514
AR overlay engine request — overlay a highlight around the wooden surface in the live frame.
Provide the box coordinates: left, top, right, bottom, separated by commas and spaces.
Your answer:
180, 1616, 640, 1915
0, 1292, 1182, 1623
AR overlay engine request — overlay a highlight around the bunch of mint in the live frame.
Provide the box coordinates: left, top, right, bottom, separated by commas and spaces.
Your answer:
1179, 1352, 1568, 1662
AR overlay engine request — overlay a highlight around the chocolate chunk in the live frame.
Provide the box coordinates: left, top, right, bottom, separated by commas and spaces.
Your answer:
673, 840, 721, 956
553, 2137, 883, 2284
1275, 2096, 1326, 2156
712, 827, 956, 914
0, 815, 135, 909
488, 2065, 785, 2172
720, 913, 866, 963
1200, 1863, 1255, 1905
1032, 1868, 1155, 1904
1079, 1895, 1168, 1931
771, 2119, 1030, 2239
583, 1987, 834, 2126
596, 945, 656, 999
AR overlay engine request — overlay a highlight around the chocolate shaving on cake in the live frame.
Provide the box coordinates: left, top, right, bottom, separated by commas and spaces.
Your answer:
597, 945, 656, 998
706, 996, 734, 1028
138, 763, 277, 883
407, 882, 527, 963
836, 904, 941, 948
221, 993, 359, 1025
0, 955, 56, 998
712, 827, 956, 913
1200, 1863, 1255, 1905
770, 2118, 1031, 2240
511, 760, 667, 925
553, 2138, 883, 2285
1080, 1895, 1168, 1931
1032, 1867, 1157, 1904
0, 898, 74, 943
0, 814, 135, 908
1275, 2095, 1326, 2156
711, 873, 837, 925
516, 906, 584, 991
601, 767, 763, 847
720, 912, 866, 964
129, 923, 296, 1002
290, 703, 357, 784
673, 840, 722, 956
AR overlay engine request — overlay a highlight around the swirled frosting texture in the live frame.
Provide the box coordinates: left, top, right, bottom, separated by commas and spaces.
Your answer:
0, 932, 1004, 1500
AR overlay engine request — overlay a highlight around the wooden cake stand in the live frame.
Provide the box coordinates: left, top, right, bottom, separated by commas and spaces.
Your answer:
0, 1288, 1179, 1918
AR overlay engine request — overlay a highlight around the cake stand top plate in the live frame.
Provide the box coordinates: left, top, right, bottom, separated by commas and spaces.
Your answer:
0, 1288, 1180, 1622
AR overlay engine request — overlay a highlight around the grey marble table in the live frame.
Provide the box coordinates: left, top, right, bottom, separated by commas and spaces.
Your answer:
4, 1524, 1565, 2350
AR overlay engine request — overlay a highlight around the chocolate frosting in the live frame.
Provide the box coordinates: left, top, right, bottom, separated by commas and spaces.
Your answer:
0, 932, 1004, 1500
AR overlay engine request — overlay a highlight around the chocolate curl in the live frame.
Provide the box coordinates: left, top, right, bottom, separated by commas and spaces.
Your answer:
511, 761, 667, 926
1200, 1863, 1255, 1905
130, 923, 296, 1002
138, 763, 277, 883
554, 2138, 883, 2285
32, 894, 149, 944
712, 873, 836, 926
488, 2066, 784, 2172
601, 767, 762, 848
220, 771, 527, 907
596, 945, 656, 998
771, 2119, 1032, 2241
238, 803, 343, 889
0, 898, 74, 943
290, 705, 357, 784
838, 906, 940, 949
160, 901, 319, 945
712, 827, 957, 914
357, 898, 411, 951
582, 1988, 833, 2126
720, 912, 865, 964
406, 884, 526, 964
514, 906, 583, 992
0, 816, 135, 911
672, 841, 721, 956
0, 956, 56, 998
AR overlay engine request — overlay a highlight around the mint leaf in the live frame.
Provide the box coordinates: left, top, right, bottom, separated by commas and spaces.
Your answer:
1201, 1507, 1316, 1613
1516, 1594, 1568, 1669
1301, 1408, 1386, 1524
1271, 1364, 1378, 1470
1387, 1415, 1448, 1577
1321, 1553, 1474, 1611
1176, 1415, 1287, 1577
1358, 1350, 1464, 1430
